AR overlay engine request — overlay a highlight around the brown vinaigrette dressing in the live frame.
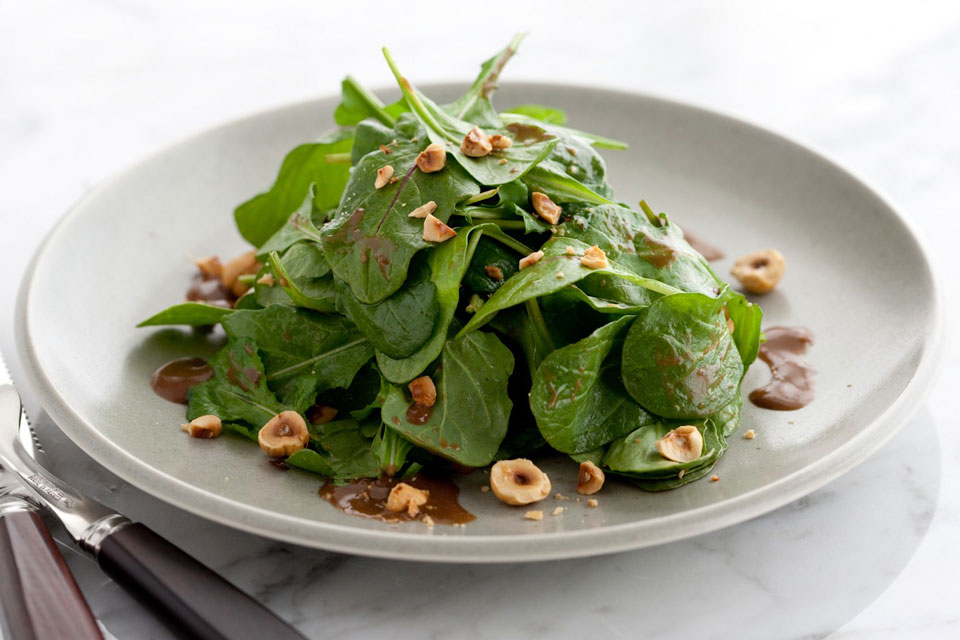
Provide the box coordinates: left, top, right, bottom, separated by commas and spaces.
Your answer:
749, 326, 816, 410
681, 228, 725, 261
319, 473, 475, 525
186, 275, 234, 308
150, 357, 213, 404
405, 403, 433, 425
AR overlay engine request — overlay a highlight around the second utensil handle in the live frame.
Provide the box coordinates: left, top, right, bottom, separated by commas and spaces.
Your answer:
96, 523, 304, 640
0, 507, 103, 640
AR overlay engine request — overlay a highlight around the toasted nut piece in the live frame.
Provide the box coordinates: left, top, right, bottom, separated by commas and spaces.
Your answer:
408, 200, 438, 219
744, 429, 756, 440
307, 405, 338, 425
379, 144, 392, 155
258, 411, 309, 457
580, 245, 608, 269
422, 213, 457, 243
386, 482, 429, 517
524, 510, 543, 521
552, 506, 564, 516
498, 158, 508, 165
408, 375, 437, 407
194, 256, 222, 279
181, 414, 222, 439
256, 273, 275, 287
489, 134, 513, 150
518, 250, 545, 270
221, 251, 259, 290
656, 425, 704, 463
731, 249, 785, 294
460, 126, 493, 157
490, 458, 551, 506
587, 498, 599, 508
555, 272, 564, 279
416, 143, 447, 172
577, 460, 605, 495
711, 475, 720, 482
422, 515, 436, 527
375, 165, 394, 189
565, 246, 576, 256
484, 265, 504, 281
531, 192, 561, 224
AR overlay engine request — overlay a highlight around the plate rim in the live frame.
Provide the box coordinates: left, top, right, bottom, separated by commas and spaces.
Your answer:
15, 82, 945, 562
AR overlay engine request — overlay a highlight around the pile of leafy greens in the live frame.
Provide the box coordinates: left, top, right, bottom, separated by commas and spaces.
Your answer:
140, 36, 762, 491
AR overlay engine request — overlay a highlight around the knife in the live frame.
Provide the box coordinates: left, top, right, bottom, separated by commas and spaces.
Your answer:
0, 356, 103, 640
0, 361, 306, 640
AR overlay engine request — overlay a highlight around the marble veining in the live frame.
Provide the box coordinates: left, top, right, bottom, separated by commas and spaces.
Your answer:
2, 1, 959, 638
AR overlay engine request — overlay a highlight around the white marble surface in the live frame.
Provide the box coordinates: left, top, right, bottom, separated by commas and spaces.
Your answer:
1, 1, 958, 638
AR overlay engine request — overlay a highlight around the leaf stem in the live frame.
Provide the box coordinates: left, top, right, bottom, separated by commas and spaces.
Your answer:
382, 47, 457, 143
462, 187, 500, 205
482, 227, 535, 255
324, 152, 352, 164
524, 298, 555, 353
342, 75, 396, 126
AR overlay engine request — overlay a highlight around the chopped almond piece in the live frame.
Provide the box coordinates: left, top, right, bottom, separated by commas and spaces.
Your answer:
518, 250, 545, 270
409, 200, 438, 219
422, 214, 457, 243
181, 415, 222, 439
580, 245, 609, 269
416, 143, 446, 172
531, 192, 561, 224
460, 126, 492, 157
408, 376, 437, 407
484, 265, 505, 281
375, 165, 394, 189
524, 510, 544, 521
489, 134, 513, 150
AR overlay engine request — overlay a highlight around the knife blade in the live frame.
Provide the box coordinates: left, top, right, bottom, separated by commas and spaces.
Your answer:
0, 357, 306, 640
0, 354, 103, 640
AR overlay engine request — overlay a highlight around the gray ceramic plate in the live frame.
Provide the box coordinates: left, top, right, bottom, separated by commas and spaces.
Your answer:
16, 83, 941, 562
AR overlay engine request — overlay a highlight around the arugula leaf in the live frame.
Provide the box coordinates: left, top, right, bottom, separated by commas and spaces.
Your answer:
375, 224, 487, 383
621, 292, 743, 419
445, 34, 523, 128
334, 76, 406, 127
222, 306, 373, 412
458, 237, 681, 338
235, 129, 353, 247
336, 254, 438, 359
137, 302, 232, 327
267, 243, 337, 312
381, 331, 514, 467
504, 104, 567, 125
383, 47, 559, 187
187, 338, 288, 427
558, 203, 722, 296
530, 316, 653, 454
320, 132, 479, 304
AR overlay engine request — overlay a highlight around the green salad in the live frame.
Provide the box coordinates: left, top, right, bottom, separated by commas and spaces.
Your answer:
141, 36, 763, 493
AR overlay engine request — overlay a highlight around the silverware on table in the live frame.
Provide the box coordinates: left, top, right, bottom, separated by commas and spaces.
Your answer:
0, 352, 306, 640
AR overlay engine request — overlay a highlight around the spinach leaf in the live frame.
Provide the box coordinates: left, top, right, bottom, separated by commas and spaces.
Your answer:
530, 316, 653, 454
256, 193, 324, 259
336, 255, 438, 359
222, 306, 373, 412
489, 306, 554, 379
137, 302, 232, 327
558, 203, 722, 296
334, 76, 405, 127
383, 47, 559, 187
375, 224, 487, 383
267, 243, 337, 312
621, 292, 743, 419
459, 237, 680, 338
723, 289, 763, 368
235, 129, 353, 247
320, 132, 479, 304
504, 104, 567, 125
463, 236, 520, 295
522, 164, 614, 205
187, 338, 288, 427
444, 34, 522, 127
381, 331, 514, 467
375, 425, 414, 476
500, 112, 629, 150
286, 418, 383, 482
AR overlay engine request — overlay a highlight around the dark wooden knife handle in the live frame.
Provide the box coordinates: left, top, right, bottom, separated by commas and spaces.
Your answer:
96, 523, 304, 640
0, 507, 103, 640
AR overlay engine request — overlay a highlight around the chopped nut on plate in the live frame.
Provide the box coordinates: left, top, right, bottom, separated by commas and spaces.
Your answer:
731, 248, 786, 294
194, 255, 222, 279
518, 250, 545, 270
744, 429, 757, 440
524, 510, 543, 521
416, 143, 446, 173
386, 482, 429, 517
587, 498, 599, 508
258, 411, 309, 457
551, 506, 564, 516
422, 213, 457, 243
221, 250, 260, 295
711, 475, 720, 482
379, 144, 392, 155
489, 134, 513, 150
181, 414, 222, 439
490, 459, 551, 505
577, 460, 605, 495
580, 245, 608, 269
